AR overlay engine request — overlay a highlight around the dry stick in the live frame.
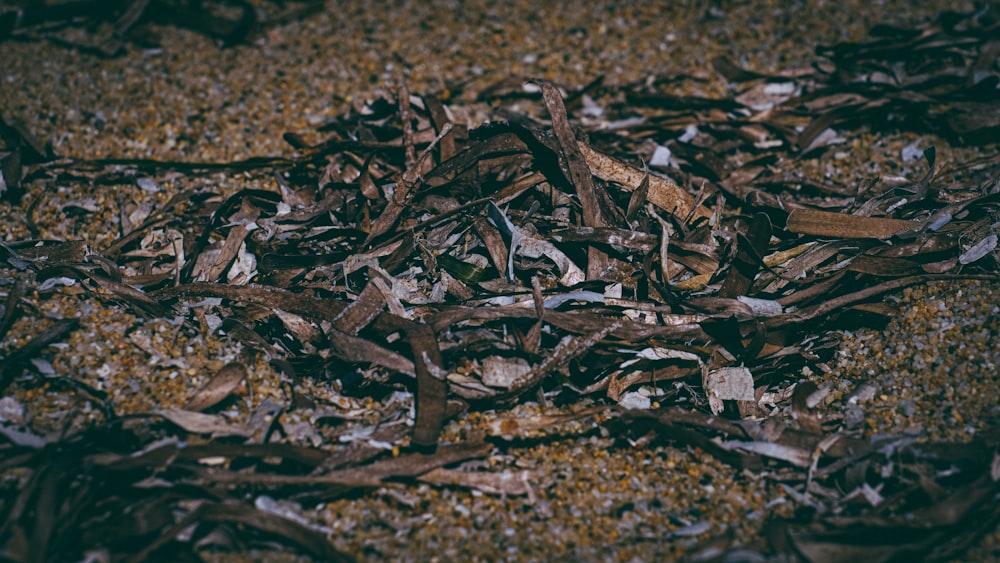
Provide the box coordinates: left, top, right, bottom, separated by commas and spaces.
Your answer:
577, 143, 713, 221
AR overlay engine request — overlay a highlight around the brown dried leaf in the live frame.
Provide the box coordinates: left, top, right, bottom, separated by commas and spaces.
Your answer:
327, 327, 415, 377
786, 208, 918, 239
579, 142, 711, 221
183, 362, 249, 412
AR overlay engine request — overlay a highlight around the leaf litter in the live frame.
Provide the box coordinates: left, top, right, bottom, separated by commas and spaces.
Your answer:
1, 7, 999, 561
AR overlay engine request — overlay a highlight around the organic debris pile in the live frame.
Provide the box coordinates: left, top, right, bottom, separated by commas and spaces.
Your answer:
2, 9, 999, 562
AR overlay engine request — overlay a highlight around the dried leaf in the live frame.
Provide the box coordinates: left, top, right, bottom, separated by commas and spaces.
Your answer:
155, 408, 252, 438
704, 366, 755, 415
786, 208, 918, 239
959, 233, 997, 265
183, 362, 249, 412
579, 142, 710, 221
418, 468, 534, 496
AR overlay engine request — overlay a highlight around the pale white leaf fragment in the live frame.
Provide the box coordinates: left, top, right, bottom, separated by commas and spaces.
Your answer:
480, 356, 532, 388
717, 440, 812, 467
136, 177, 160, 192
679, 124, 699, 143
336, 424, 395, 449
927, 210, 952, 231
487, 201, 525, 281
600, 116, 646, 130
667, 521, 712, 538
419, 468, 534, 497
197, 456, 227, 465
0, 424, 45, 449
580, 94, 603, 118
649, 145, 673, 168
885, 198, 908, 213
735, 81, 798, 111
620, 346, 702, 369
959, 233, 997, 265
29, 358, 55, 376
846, 383, 878, 404
860, 483, 885, 506
804, 127, 846, 152
543, 290, 604, 309
0, 397, 26, 425
256, 495, 335, 533
124, 200, 154, 234
604, 283, 623, 299
63, 198, 99, 212
901, 140, 923, 163
844, 483, 885, 506
372, 275, 410, 318
202, 313, 223, 334
521, 82, 541, 94
36, 277, 77, 292
805, 385, 830, 408
737, 295, 783, 317
617, 391, 651, 410
281, 418, 323, 447
446, 372, 496, 400
226, 242, 257, 285
704, 366, 755, 415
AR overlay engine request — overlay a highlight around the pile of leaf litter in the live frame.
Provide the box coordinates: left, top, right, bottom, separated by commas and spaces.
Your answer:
2, 8, 999, 561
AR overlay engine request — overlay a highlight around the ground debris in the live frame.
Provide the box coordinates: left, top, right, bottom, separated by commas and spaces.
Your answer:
1, 7, 999, 561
